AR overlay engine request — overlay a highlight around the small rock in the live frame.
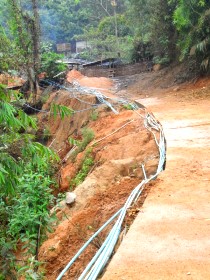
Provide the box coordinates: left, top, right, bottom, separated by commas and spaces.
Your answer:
66, 192, 76, 205
187, 272, 191, 275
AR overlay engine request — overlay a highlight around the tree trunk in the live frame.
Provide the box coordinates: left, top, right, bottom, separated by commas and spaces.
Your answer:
9, 0, 41, 103
31, 0, 41, 103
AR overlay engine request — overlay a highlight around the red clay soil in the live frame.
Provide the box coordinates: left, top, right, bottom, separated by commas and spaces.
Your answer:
39, 91, 99, 159
39, 177, 155, 279
59, 109, 158, 191
39, 119, 159, 278
40, 69, 210, 280
67, 69, 113, 90
38, 73, 160, 279
0, 74, 24, 88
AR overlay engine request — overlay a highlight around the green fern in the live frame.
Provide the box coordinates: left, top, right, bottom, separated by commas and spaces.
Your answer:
50, 103, 74, 119
0, 153, 20, 196
173, 1, 210, 71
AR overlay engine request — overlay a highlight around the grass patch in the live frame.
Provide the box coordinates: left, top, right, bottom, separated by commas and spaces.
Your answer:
69, 128, 94, 161
70, 148, 94, 188
90, 110, 99, 121
123, 103, 134, 110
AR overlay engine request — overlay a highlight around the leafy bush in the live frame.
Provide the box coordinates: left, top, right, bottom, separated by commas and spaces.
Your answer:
79, 128, 95, 150
123, 103, 134, 110
173, 0, 210, 71
70, 149, 94, 188
70, 128, 95, 160
50, 103, 74, 119
90, 110, 99, 121
0, 84, 59, 278
40, 51, 67, 79
153, 55, 170, 65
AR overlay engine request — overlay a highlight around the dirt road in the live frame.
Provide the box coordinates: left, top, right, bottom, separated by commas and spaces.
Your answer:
102, 89, 210, 279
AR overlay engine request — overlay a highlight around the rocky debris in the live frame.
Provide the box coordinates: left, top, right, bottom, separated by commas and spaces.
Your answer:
65, 192, 76, 205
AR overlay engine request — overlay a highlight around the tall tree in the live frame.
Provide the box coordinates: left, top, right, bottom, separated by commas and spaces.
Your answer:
40, 0, 90, 44
128, 0, 177, 63
74, 0, 132, 60
31, 0, 40, 81
8, 0, 40, 101
172, 0, 210, 71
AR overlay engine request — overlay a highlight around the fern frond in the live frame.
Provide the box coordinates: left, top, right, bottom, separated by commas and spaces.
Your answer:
17, 110, 37, 130
50, 103, 74, 119
0, 153, 20, 195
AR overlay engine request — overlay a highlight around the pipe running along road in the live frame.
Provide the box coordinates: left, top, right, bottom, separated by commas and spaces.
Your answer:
38, 79, 166, 280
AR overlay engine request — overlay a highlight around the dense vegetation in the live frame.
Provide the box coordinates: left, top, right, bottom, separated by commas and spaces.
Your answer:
0, 85, 75, 278
0, 0, 210, 68
0, 84, 59, 278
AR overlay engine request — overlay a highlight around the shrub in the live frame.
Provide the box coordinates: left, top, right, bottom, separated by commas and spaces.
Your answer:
70, 128, 95, 160
70, 149, 94, 188
40, 52, 67, 79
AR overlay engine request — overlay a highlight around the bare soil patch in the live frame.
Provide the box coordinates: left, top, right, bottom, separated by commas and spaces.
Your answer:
0, 73, 24, 88
67, 69, 113, 91
38, 72, 161, 279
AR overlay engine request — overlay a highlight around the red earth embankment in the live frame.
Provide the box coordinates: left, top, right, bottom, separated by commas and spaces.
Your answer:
38, 72, 161, 279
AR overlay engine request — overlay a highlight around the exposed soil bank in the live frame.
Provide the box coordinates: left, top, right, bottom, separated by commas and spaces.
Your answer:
38, 73, 161, 279
38, 68, 210, 279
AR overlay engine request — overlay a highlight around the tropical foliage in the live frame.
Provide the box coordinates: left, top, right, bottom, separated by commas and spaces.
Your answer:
0, 85, 59, 278
129, 0, 210, 69
1, 0, 210, 70
172, 0, 210, 70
